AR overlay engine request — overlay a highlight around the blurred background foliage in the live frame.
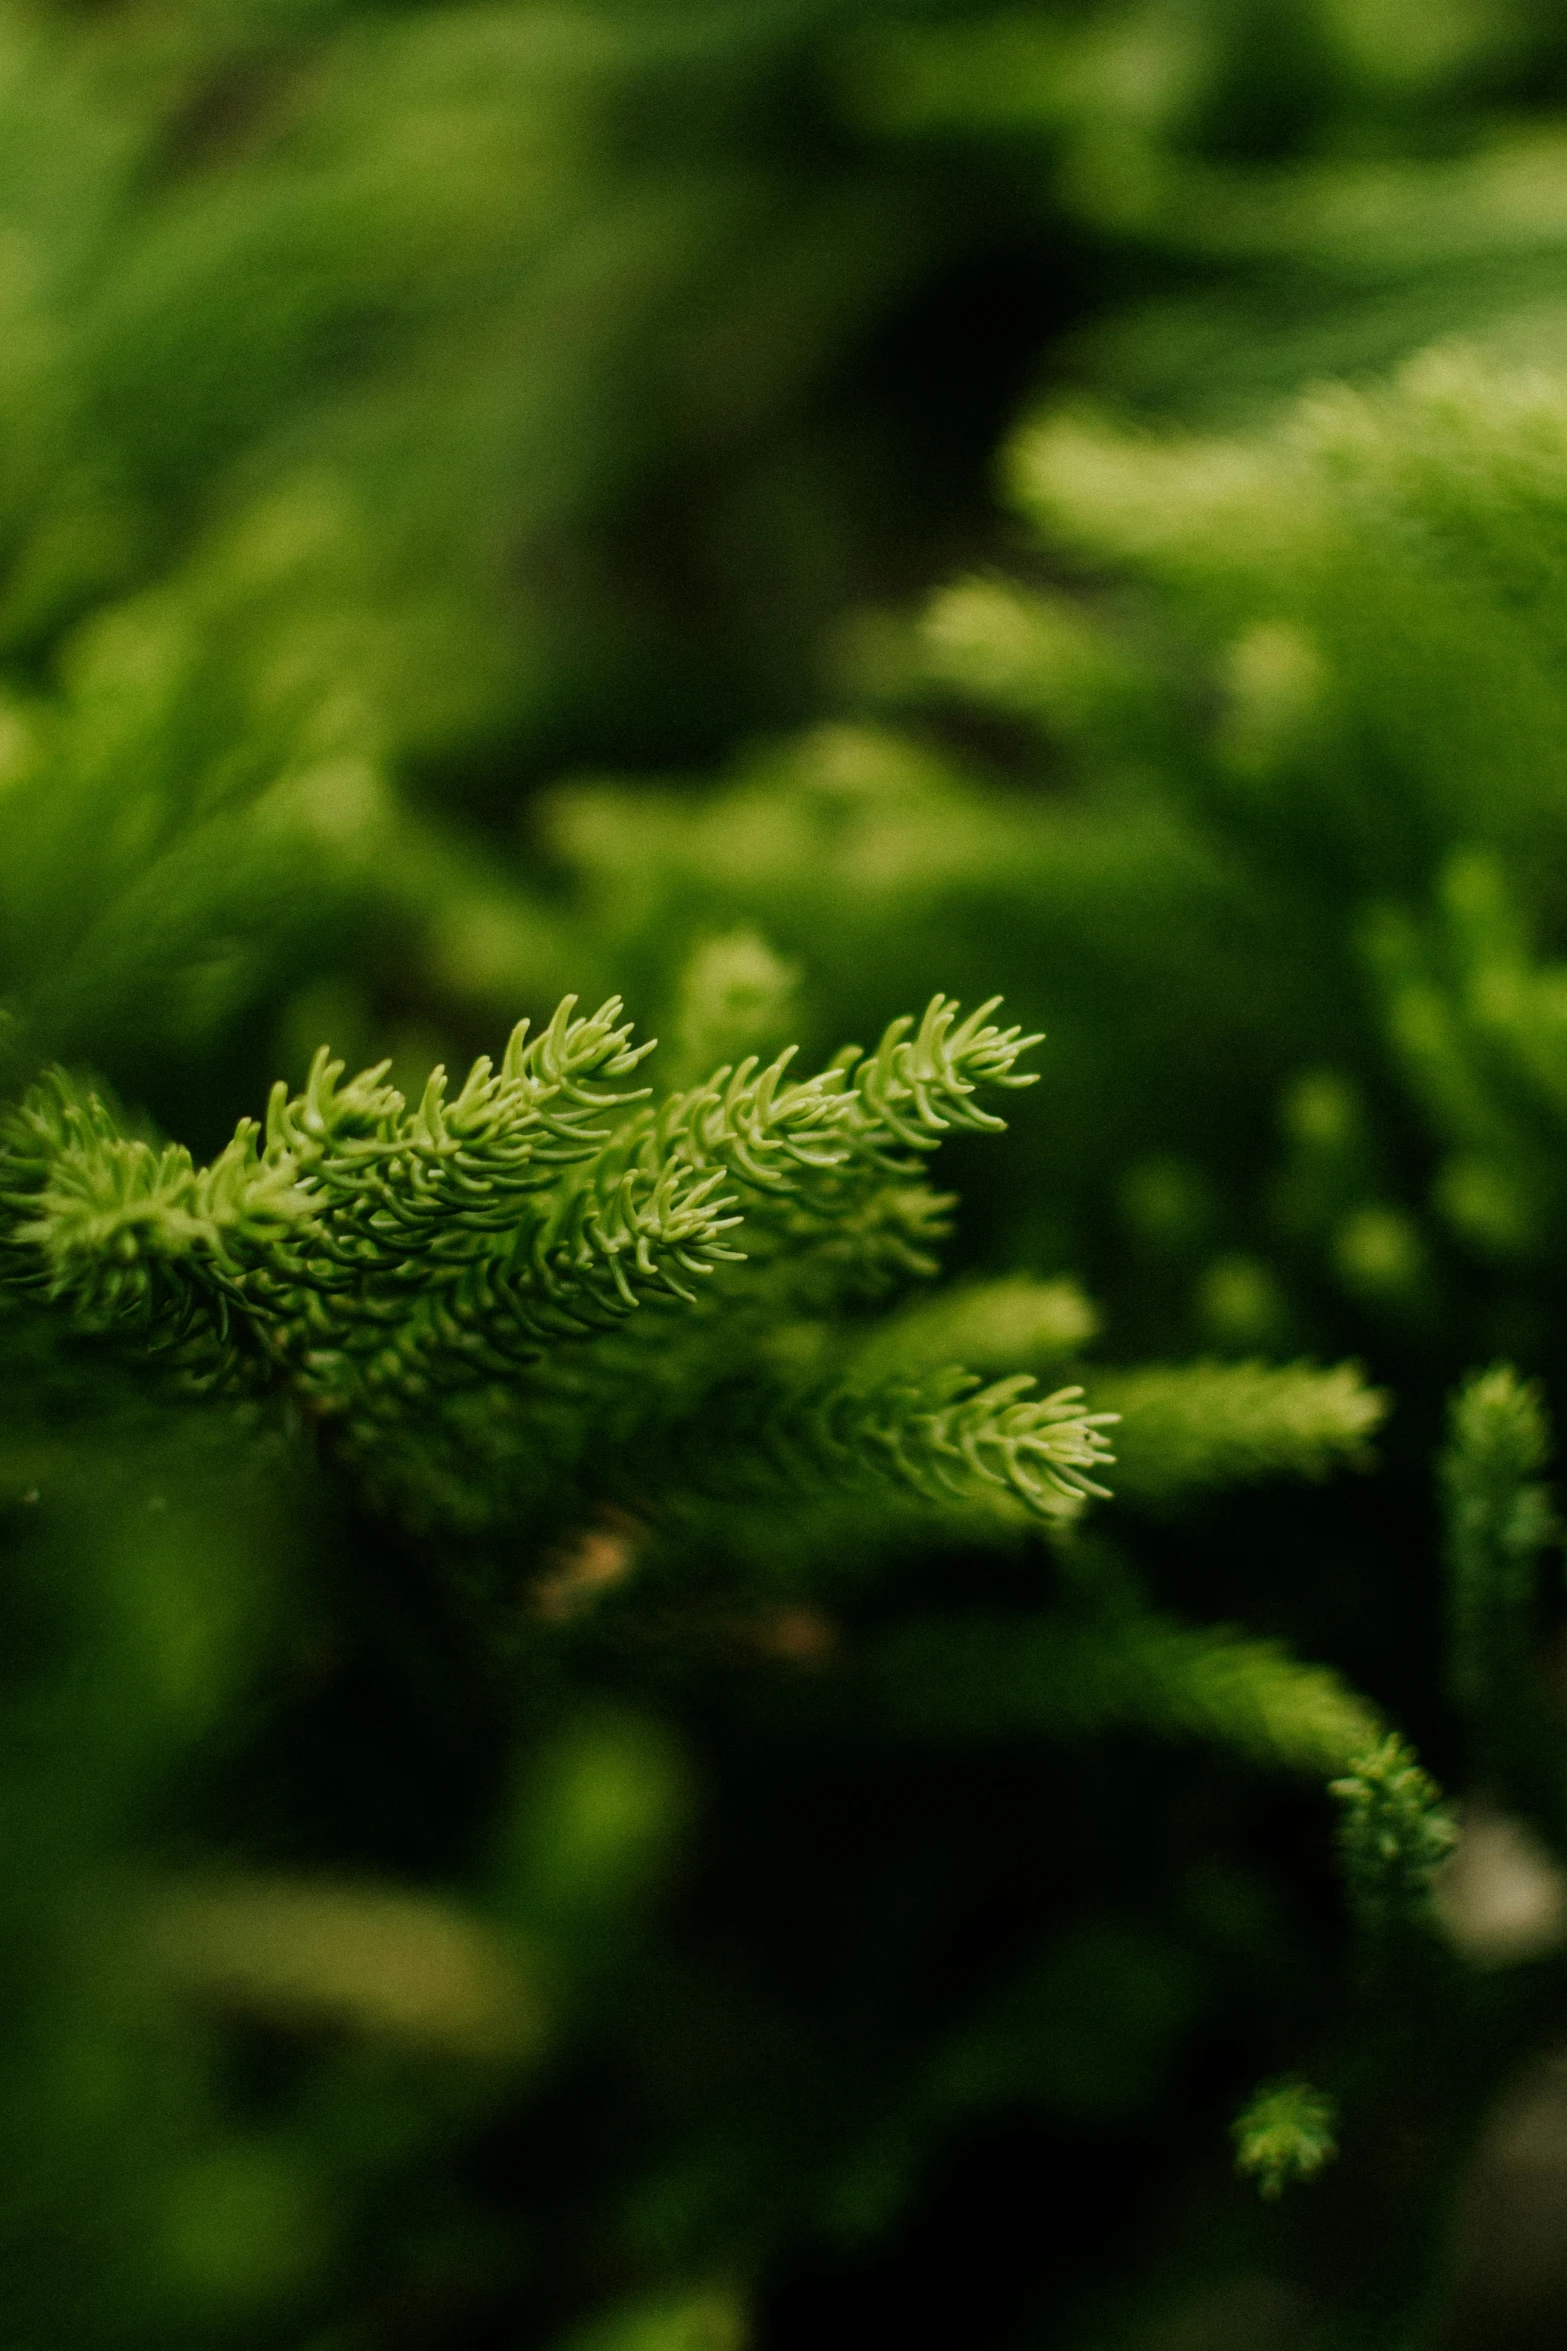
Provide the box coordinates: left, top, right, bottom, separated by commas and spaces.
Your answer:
14, 2, 1567, 2347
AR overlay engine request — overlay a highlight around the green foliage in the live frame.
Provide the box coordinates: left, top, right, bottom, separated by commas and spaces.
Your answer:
877, 1608, 1380, 1775
1093, 1358, 1385, 1508
1232, 2079, 1339, 2201
674, 332, 1567, 2336
0, 994, 1132, 1545
0, 955, 1413, 2341
16, 4, 1567, 2349
490, 273, 1567, 2349
1330, 1735, 1459, 1946
1442, 1363, 1564, 1834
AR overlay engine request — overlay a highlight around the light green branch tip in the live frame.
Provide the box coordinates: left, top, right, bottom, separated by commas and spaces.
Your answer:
834, 1371, 1117, 1519
1330, 1734, 1458, 1939
1233, 2078, 1338, 2201
1448, 1362, 1551, 1490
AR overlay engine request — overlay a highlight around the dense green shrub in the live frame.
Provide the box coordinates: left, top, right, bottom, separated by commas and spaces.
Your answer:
13, 4, 1567, 2348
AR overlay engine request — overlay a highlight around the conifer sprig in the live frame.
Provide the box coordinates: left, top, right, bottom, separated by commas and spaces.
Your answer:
830, 1370, 1117, 1515
1097, 1359, 1387, 1507
639, 991, 1041, 1204
264, 994, 659, 1244
1330, 1735, 1458, 1946
878, 1605, 1381, 1774
0, 992, 1056, 1533
0, 1071, 309, 1351
722, 1368, 1117, 1522
1441, 1363, 1563, 1831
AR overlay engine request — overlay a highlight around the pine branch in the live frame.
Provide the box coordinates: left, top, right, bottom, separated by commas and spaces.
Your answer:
262, 994, 660, 1256
1094, 1359, 1386, 1507
1366, 853, 1567, 1263
1330, 1736, 1458, 1947
685, 1368, 1117, 1524
0, 1071, 312, 1364
873, 1605, 1380, 1776
338, 1356, 1117, 1550
1442, 1362, 1563, 1829
0, 993, 1049, 1522
844, 1275, 1098, 1385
